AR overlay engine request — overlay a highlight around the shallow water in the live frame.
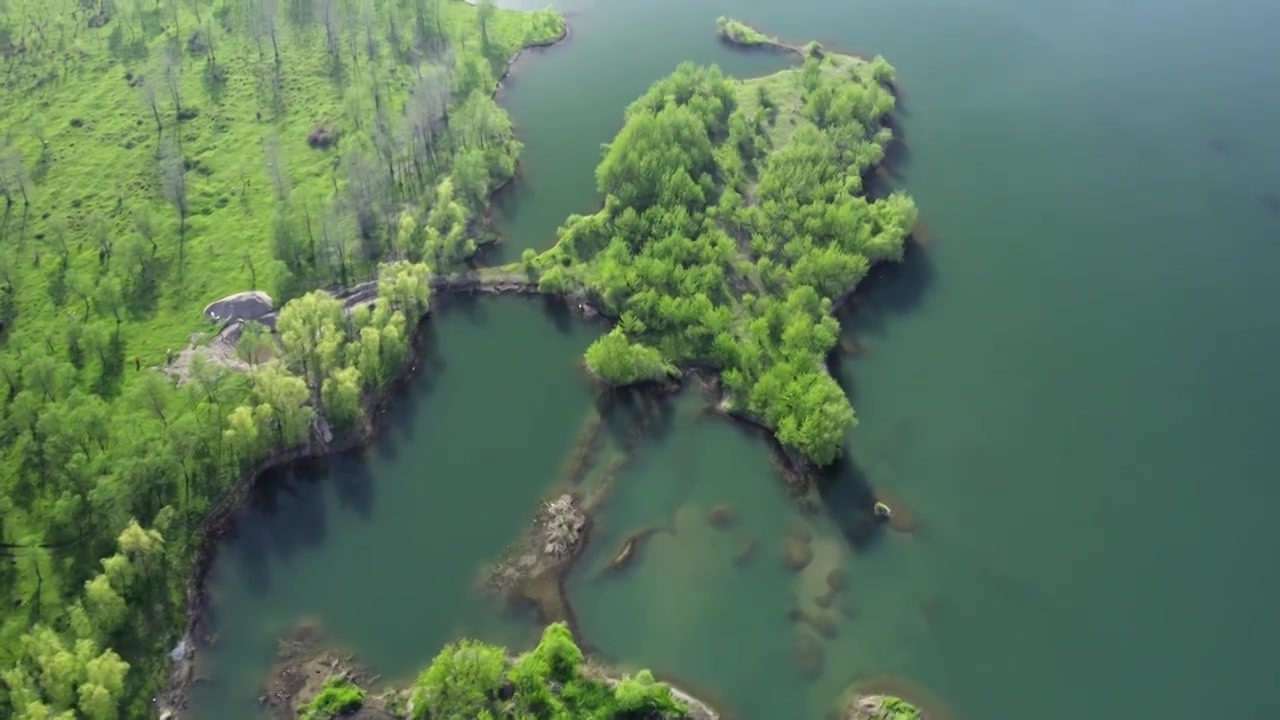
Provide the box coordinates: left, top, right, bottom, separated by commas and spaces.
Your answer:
194, 0, 1280, 717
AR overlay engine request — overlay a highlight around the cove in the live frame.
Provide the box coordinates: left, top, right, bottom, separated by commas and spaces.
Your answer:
188, 297, 601, 719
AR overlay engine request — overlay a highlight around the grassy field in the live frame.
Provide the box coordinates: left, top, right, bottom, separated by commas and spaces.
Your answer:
1, 0, 558, 362
0, 0, 564, 714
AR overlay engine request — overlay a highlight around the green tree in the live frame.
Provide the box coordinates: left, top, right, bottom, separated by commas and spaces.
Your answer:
583, 329, 673, 385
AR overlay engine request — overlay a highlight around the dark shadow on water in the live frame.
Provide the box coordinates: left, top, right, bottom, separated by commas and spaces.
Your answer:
539, 294, 580, 335
330, 453, 375, 520
435, 289, 490, 325
595, 384, 677, 454
812, 454, 885, 552
224, 464, 330, 597
836, 238, 934, 342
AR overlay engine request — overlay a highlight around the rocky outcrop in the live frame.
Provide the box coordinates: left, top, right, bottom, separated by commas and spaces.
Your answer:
843, 694, 924, 720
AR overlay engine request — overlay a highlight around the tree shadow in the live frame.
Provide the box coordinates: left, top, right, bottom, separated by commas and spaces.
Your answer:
594, 384, 677, 455
812, 453, 885, 552
228, 463, 332, 596
835, 237, 934, 343
329, 452, 375, 520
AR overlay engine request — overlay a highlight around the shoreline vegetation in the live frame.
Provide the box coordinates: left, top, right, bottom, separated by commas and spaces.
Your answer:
266, 622, 718, 720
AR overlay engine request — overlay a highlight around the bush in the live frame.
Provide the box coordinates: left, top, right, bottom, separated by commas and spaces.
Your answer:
299, 677, 365, 720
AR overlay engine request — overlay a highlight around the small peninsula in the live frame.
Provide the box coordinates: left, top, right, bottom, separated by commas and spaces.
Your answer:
512, 31, 915, 467
268, 622, 718, 720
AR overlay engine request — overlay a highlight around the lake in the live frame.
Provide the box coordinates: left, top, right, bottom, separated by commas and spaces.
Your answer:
191, 0, 1280, 717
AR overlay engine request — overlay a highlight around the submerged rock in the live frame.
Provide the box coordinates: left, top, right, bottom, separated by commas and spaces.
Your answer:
787, 521, 813, 544
782, 538, 814, 571
793, 629, 824, 678
813, 589, 834, 609
826, 567, 847, 591
707, 504, 736, 529
733, 538, 758, 567
604, 526, 666, 575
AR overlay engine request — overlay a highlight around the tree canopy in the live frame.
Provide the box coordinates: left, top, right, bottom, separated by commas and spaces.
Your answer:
406, 622, 689, 719
526, 51, 917, 465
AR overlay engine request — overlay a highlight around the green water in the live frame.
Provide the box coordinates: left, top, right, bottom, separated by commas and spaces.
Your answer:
194, 0, 1280, 717
189, 298, 601, 718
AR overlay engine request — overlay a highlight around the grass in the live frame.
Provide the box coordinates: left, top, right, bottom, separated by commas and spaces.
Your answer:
1, 0, 558, 363
715, 16, 774, 47
735, 49, 867, 149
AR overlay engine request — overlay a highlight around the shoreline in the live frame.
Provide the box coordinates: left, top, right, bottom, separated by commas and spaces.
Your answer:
154, 19, 576, 718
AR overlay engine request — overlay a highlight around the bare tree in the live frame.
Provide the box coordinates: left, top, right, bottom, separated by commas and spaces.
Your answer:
318, 201, 354, 286
158, 136, 188, 243
341, 151, 384, 261
359, 0, 378, 64
262, 0, 280, 64
263, 133, 291, 203
0, 147, 30, 207
142, 76, 164, 155
316, 0, 340, 65
476, 0, 495, 54
403, 67, 449, 179
162, 42, 183, 123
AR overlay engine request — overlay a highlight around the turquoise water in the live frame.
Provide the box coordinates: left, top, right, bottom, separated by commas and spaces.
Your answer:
194, 0, 1280, 717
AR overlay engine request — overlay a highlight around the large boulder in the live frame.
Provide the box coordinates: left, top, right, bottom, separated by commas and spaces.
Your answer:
203, 290, 274, 324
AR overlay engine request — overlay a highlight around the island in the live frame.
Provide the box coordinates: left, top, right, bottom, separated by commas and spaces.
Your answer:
266, 622, 718, 720
0, 4, 921, 719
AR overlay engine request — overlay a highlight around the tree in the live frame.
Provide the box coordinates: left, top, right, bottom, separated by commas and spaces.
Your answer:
410, 639, 506, 719
476, 0, 494, 54
158, 137, 188, 243
251, 365, 313, 445
263, 133, 291, 203
320, 365, 362, 427
236, 321, 272, 368
376, 260, 431, 316
275, 290, 345, 387
583, 329, 674, 386
93, 276, 124, 330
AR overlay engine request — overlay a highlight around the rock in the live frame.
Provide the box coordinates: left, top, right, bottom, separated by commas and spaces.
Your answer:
733, 538, 757, 567
826, 567, 847, 591
843, 694, 923, 720
793, 629, 824, 678
608, 537, 637, 572
806, 612, 838, 639
787, 521, 813, 544
782, 538, 813, 571
604, 526, 664, 575
203, 290, 274, 324
813, 589, 834, 609
837, 600, 857, 620
707, 504, 736, 529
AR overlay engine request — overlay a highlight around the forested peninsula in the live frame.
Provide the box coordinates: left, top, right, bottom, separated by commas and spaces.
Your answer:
0, 1, 917, 716
517, 39, 916, 466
